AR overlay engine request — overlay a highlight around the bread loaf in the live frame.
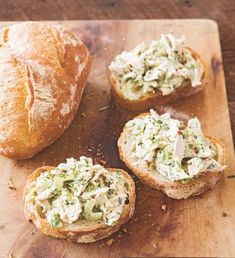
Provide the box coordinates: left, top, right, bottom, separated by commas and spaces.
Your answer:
0, 22, 91, 159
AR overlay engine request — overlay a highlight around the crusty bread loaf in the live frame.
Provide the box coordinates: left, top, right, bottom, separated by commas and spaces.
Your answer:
118, 113, 226, 199
110, 47, 206, 111
24, 166, 135, 243
0, 22, 91, 159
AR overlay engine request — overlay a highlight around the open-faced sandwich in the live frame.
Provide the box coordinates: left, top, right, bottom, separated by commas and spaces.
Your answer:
118, 110, 226, 199
109, 33, 205, 111
24, 156, 135, 243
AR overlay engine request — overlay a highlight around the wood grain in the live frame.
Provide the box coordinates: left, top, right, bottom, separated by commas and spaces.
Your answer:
0, 20, 235, 257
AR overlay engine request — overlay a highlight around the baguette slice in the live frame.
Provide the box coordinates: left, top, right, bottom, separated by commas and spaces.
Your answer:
24, 166, 135, 243
110, 47, 206, 111
118, 113, 226, 199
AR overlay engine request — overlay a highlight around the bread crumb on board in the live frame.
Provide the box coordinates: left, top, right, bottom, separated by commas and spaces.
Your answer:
99, 105, 110, 111
118, 233, 122, 238
123, 228, 127, 233
106, 238, 114, 246
161, 204, 167, 211
153, 243, 158, 248
81, 112, 87, 118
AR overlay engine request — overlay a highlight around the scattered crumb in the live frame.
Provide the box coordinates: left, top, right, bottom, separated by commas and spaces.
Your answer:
8, 253, 14, 258
152, 223, 160, 233
8, 177, 16, 190
222, 212, 228, 217
122, 38, 126, 41
161, 204, 167, 211
100, 160, 106, 165
148, 213, 152, 217
99, 105, 110, 111
106, 238, 114, 245
153, 243, 157, 248
123, 228, 127, 233
81, 113, 87, 118
31, 229, 36, 235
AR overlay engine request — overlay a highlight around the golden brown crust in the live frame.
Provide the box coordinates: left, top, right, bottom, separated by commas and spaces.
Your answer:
0, 22, 91, 159
110, 47, 206, 111
23, 166, 135, 243
118, 113, 226, 199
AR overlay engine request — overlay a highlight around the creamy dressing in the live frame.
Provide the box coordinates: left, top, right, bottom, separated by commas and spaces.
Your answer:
125, 110, 224, 181
109, 34, 203, 100
26, 157, 128, 227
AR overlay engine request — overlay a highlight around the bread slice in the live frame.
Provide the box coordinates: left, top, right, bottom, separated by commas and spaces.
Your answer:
23, 166, 135, 243
118, 113, 226, 199
110, 47, 206, 111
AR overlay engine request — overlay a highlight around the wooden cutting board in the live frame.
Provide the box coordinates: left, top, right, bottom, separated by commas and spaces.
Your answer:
0, 20, 235, 258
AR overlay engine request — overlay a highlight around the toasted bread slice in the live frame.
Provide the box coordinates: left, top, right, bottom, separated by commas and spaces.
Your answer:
24, 166, 135, 243
118, 113, 226, 199
110, 47, 206, 111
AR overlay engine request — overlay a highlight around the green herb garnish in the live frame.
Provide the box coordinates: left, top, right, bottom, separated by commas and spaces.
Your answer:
50, 214, 63, 228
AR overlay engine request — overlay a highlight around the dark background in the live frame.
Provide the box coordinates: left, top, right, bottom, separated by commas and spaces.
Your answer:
1, 0, 235, 142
